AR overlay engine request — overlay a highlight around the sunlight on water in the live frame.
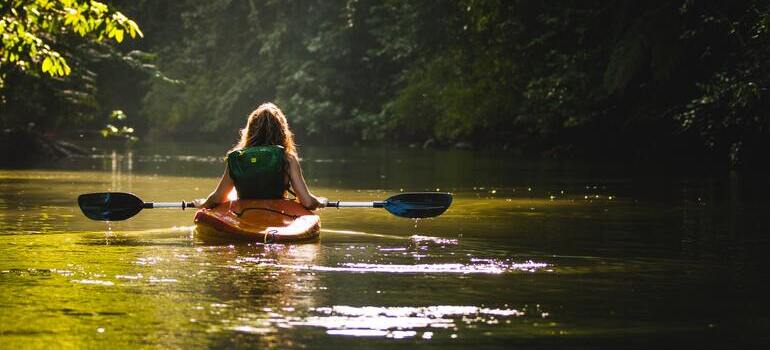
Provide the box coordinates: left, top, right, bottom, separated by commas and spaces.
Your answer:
272, 261, 548, 274
321, 228, 405, 240
295, 305, 528, 338
223, 304, 547, 339
91, 153, 223, 164
2, 146, 767, 348
70, 279, 115, 286
221, 233, 549, 274
409, 235, 458, 245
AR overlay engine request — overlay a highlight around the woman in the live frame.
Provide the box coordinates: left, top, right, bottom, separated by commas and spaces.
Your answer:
194, 102, 326, 209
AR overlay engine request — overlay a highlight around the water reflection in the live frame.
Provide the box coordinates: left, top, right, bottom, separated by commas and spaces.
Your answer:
271, 261, 548, 274
2, 146, 770, 348
197, 243, 323, 348
227, 304, 546, 339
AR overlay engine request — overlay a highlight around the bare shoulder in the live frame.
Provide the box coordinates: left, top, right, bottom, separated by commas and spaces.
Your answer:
285, 151, 300, 162
285, 152, 301, 169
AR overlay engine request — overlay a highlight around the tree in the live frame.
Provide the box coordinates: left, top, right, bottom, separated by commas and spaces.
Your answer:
0, 0, 142, 91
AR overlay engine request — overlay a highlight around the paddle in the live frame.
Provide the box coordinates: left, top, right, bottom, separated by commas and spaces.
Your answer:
78, 192, 195, 221
78, 192, 452, 221
325, 192, 453, 218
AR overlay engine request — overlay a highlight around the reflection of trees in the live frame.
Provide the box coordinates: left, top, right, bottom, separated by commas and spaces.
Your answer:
679, 173, 757, 297
106, 150, 133, 194
674, 173, 770, 340
679, 175, 745, 262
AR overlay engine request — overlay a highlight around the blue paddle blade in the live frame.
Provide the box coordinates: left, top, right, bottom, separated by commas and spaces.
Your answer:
78, 192, 144, 221
383, 192, 453, 218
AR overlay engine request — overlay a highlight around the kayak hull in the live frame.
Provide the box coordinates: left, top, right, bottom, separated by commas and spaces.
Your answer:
194, 199, 320, 244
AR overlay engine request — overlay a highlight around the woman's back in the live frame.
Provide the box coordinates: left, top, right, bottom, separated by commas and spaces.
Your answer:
227, 145, 286, 199
194, 102, 325, 210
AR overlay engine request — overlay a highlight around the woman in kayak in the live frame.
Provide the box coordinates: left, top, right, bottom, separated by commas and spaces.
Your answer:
194, 102, 326, 209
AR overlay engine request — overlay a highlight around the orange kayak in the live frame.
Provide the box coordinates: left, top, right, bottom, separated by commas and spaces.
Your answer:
194, 199, 320, 244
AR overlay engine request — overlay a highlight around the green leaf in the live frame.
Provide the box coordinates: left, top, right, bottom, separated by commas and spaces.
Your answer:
42, 56, 52, 73
110, 110, 127, 121
61, 60, 71, 75
128, 20, 143, 38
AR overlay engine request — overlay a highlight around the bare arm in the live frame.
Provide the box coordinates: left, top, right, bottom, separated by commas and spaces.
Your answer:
194, 164, 234, 209
287, 153, 326, 210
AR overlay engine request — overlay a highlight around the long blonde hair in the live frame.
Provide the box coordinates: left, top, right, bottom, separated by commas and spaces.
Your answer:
231, 102, 297, 156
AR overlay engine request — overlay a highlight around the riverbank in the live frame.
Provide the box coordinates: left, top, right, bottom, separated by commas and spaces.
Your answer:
0, 129, 91, 166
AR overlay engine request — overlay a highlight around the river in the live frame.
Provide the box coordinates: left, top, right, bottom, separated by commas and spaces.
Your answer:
0, 142, 768, 349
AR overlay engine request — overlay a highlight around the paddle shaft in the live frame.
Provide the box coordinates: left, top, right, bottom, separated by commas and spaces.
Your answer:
326, 201, 385, 208
144, 201, 196, 209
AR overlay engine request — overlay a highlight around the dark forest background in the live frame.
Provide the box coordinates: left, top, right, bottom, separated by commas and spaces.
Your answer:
2, 0, 769, 167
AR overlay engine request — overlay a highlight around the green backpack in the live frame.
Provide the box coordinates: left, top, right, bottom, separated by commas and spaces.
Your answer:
227, 145, 286, 199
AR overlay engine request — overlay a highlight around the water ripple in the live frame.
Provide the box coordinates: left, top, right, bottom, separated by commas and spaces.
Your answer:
273, 260, 548, 274
225, 304, 544, 339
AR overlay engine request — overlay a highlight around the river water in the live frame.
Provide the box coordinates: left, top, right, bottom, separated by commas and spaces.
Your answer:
0, 143, 768, 349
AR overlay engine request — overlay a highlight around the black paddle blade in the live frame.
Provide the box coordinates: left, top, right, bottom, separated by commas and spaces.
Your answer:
78, 192, 144, 221
383, 192, 453, 218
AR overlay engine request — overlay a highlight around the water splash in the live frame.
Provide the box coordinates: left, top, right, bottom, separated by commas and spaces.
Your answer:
409, 235, 459, 245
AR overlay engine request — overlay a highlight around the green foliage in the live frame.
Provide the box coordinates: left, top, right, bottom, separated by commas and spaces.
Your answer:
0, 0, 148, 133
3, 0, 769, 167
674, 1, 770, 166
101, 109, 136, 140
0, 0, 142, 80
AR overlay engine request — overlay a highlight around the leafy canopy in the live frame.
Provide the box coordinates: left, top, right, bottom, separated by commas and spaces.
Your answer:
0, 0, 142, 84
